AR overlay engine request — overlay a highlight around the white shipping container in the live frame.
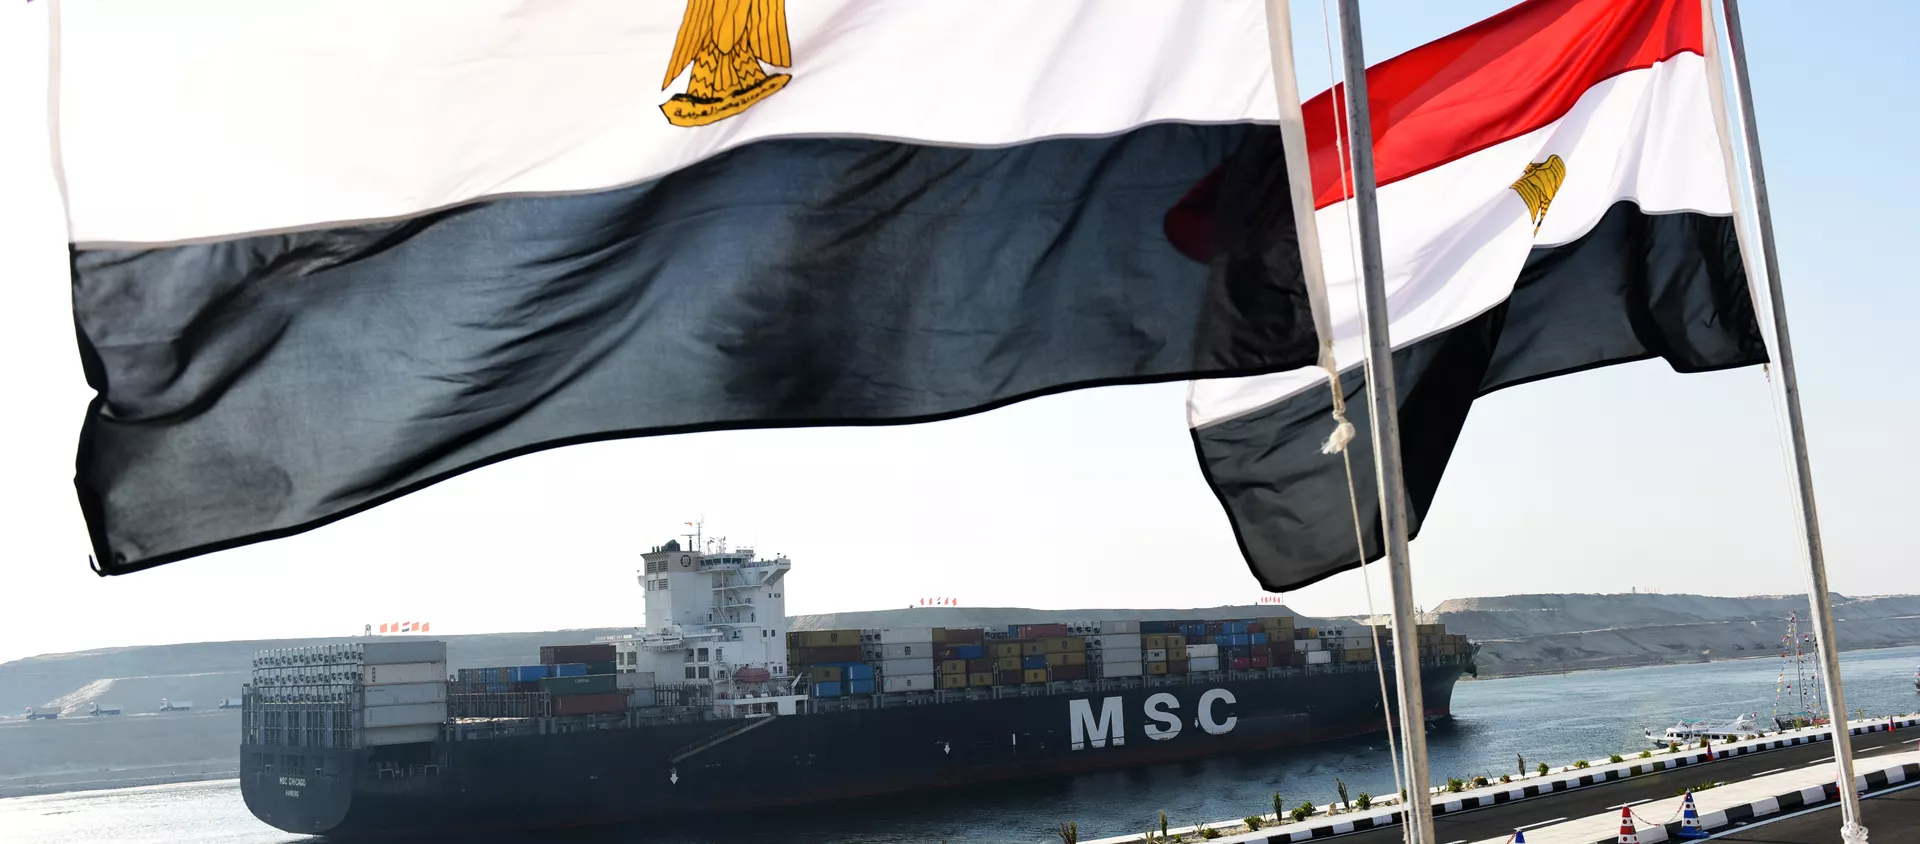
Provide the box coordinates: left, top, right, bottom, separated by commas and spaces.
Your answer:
1187, 657, 1221, 671
1099, 647, 1143, 664
881, 657, 935, 676
881, 642, 934, 660
628, 689, 659, 708
362, 683, 447, 707
1144, 648, 1168, 662
1297, 639, 1323, 652
1099, 661, 1143, 678
360, 640, 447, 666
616, 672, 656, 690
1186, 643, 1220, 658
881, 674, 936, 693
1092, 633, 1142, 649
361, 661, 447, 685
1101, 619, 1140, 634
362, 724, 439, 747
1306, 650, 1333, 665
361, 702, 447, 729
877, 628, 934, 645
1339, 636, 1371, 650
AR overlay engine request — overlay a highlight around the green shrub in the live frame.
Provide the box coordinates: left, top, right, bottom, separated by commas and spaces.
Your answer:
1669, 743, 1681, 754
1639, 750, 1652, 759
1472, 775, 1489, 788
1446, 777, 1465, 793
1057, 821, 1078, 844
1517, 753, 1527, 776
1574, 760, 1590, 769
1290, 801, 1318, 823
1271, 792, 1284, 820
1355, 792, 1373, 810
1336, 777, 1349, 808
1243, 816, 1263, 831
1499, 774, 1511, 784
1537, 762, 1549, 776
1200, 828, 1221, 840
1159, 810, 1169, 842
1609, 754, 1624, 764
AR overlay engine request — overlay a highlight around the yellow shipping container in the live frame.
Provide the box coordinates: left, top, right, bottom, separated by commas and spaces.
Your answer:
941, 660, 968, 675
997, 656, 1023, 671
1143, 635, 1167, 650
969, 672, 996, 687
1045, 652, 1087, 667
994, 643, 1022, 658
812, 666, 843, 682
1146, 661, 1169, 676
1020, 642, 1046, 656
1165, 634, 1186, 648
1167, 645, 1188, 660
1343, 648, 1375, 662
1042, 637, 1087, 653
939, 674, 968, 689
1261, 616, 1296, 630
1300, 626, 1319, 638
1023, 669, 1049, 684
799, 630, 859, 648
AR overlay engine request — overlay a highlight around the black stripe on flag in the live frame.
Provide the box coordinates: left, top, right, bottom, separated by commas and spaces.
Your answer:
73, 124, 1317, 573
1195, 201, 1767, 591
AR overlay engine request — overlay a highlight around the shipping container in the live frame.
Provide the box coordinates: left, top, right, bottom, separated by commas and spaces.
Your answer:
511, 665, 550, 682
997, 669, 1025, 685
847, 679, 875, 695
363, 702, 447, 729
933, 628, 985, 645
1167, 645, 1188, 660
1144, 648, 1167, 662
1101, 619, 1140, 634
1146, 661, 1168, 676
552, 692, 626, 717
996, 656, 1023, 671
953, 644, 984, 659
363, 724, 439, 747
795, 630, 861, 648
1091, 633, 1141, 649
1259, 616, 1295, 631
1188, 656, 1221, 671
1022, 668, 1049, 684
940, 660, 968, 675
540, 675, 618, 696
1186, 643, 1220, 658
362, 662, 446, 685
627, 688, 658, 708
1166, 634, 1187, 648
791, 645, 862, 664
1143, 635, 1166, 651
1231, 657, 1251, 670
361, 641, 447, 666
615, 672, 656, 690
966, 658, 995, 673
539, 644, 615, 665
881, 642, 933, 660
1343, 648, 1375, 663
362, 683, 447, 707
876, 628, 934, 645
968, 671, 995, 687
993, 642, 1023, 658
1167, 658, 1189, 674
813, 681, 843, 697
1099, 647, 1143, 664
1250, 632, 1268, 646
1251, 653, 1271, 668
1019, 642, 1045, 656
1020, 654, 1046, 670
1297, 638, 1323, 652
812, 666, 844, 682
1300, 626, 1319, 639
1306, 650, 1333, 665
1041, 637, 1086, 653
1099, 661, 1144, 678
585, 660, 617, 675
1137, 620, 1174, 634
882, 674, 936, 693
939, 674, 968, 689
553, 663, 589, 678
1049, 664, 1087, 681
882, 657, 936, 676
1043, 652, 1086, 667
1016, 624, 1068, 639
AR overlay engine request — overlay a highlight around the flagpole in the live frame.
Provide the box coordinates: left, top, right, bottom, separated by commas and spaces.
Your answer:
1716, 1, 1865, 840
1331, 1, 1438, 841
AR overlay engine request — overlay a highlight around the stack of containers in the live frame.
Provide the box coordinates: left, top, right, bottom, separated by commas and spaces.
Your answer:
808, 661, 875, 697
1042, 635, 1088, 681
1262, 616, 1296, 667
617, 670, 658, 707
357, 641, 449, 746
1335, 630, 1374, 664
1019, 638, 1048, 684
536, 643, 625, 716
933, 628, 987, 690
991, 638, 1025, 685
788, 630, 863, 668
876, 628, 936, 693
1295, 626, 1332, 666
1092, 621, 1142, 678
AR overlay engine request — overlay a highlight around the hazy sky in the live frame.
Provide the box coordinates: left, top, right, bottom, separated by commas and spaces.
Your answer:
3, 2, 1915, 666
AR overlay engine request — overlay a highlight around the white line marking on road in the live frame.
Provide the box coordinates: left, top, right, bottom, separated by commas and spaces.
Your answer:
1750, 767, 1785, 777
1607, 798, 1653, 810
1704, 778, 1920, 839
1443, 840, 1466, 844
1806, 758, 1828, 765
1514, 817, 1567, 831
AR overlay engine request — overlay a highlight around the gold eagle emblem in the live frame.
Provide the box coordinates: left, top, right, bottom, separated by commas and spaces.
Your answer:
661, 0, 792, 127
1510, 155, 1567, 235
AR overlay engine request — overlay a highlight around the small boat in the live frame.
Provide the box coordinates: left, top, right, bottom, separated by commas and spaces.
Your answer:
1645, 712, 1763, 746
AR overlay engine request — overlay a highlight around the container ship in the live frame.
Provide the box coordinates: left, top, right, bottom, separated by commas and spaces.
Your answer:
240, 535, 1476, 837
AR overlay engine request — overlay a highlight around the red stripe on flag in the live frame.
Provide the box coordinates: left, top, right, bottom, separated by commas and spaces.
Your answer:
1305, 0, 1703, 208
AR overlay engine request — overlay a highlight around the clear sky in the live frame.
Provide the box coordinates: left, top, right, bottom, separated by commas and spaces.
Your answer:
1, 1, 1914, 666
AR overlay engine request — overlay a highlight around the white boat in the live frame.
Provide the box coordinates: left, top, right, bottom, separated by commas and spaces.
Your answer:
1645, 712, 1763, 747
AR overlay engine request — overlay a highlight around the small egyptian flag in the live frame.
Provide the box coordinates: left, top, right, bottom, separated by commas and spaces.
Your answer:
1188, 0, 1766, 590
57, 0, 1319, 574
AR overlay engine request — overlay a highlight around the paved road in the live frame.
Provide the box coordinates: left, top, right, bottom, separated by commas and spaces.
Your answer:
1709, 780, 1920, 842
1338, 730, 1918, 843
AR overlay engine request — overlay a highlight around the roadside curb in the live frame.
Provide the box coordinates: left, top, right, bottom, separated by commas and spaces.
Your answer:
1587, 760, 1920, 843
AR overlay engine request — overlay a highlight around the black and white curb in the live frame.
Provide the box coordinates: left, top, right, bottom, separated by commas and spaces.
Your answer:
1584, 761, 1920, 844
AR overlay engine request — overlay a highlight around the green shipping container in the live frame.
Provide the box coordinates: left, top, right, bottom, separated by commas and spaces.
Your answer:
585, 660, 617, 675
541, 675, 618, 696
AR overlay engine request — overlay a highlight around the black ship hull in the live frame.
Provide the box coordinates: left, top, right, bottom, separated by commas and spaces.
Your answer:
243, 662, 1464, 837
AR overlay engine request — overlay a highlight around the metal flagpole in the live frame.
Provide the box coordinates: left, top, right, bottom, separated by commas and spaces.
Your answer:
1331, 1, 1437, 841
1715, 1, 1865, 840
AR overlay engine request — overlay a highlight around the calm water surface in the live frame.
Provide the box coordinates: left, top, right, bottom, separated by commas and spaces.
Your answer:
6, 645, 1916, 844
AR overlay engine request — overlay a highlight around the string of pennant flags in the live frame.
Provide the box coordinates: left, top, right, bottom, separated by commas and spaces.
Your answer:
374, 621, 430, 634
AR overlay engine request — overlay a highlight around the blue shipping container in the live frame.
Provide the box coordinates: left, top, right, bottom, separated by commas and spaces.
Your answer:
1214, 635, 1232, 648
1021, 655, 1046, 670
825, 662, 875, 680
1228, 633, 1251, 646
847, 679, 875, 695
813, 681, 843, 697
1251, 632, 1268, 645
954, 645, 984, 659
1229, 645, 1252, 658
513, 665, 550, 682
554, 663, 587, 678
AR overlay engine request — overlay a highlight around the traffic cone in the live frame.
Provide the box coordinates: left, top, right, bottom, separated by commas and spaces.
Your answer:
1677, 791, 1708, 839
1616, 806, 1640, 844
1703, 737, 1714, 761
1513, 829, 1527, 844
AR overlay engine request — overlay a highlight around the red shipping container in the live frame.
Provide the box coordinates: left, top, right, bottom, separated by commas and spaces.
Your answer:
966, 658, 996, 673
935, 628, 986, 645
1269, 639, 1295, 653
1251, 654, 1270, 668
552, 692, 626, 716
1016, 624, 1069, 639
1049, 664, 1088, 681
1231, 657, 1251, 670
1167, 659, 1189, 674
792, 645, 862, 664
997, 669, 1024, 685
540, 644, 615, 665
1289, 653, 1308, 667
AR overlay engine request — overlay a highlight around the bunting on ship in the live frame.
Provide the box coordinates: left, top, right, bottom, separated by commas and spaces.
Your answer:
56, 1, 1320, 573
1187, 0, 1768, 591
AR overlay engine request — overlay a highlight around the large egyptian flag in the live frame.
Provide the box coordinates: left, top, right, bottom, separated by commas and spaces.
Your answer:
57, 1, 1320, 573
1189, 0, 1769, 591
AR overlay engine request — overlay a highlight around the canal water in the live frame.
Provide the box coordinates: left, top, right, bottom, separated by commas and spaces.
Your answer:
5, 645, 1916, 844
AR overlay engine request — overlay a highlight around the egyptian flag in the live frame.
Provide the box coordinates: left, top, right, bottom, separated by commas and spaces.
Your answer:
56, 1, 1323, 573
1188, 0, 1769, 590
